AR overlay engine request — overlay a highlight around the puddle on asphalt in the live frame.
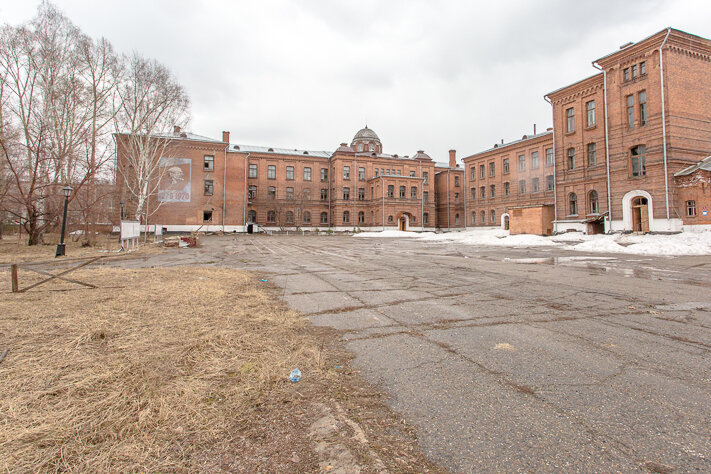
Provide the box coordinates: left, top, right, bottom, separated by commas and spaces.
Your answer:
503, 256, 616, 265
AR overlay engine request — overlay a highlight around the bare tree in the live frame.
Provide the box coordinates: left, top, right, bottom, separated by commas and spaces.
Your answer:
115, 52, 190, 223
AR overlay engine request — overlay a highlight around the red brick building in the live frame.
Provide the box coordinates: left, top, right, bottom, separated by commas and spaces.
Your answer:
116, 126, 442, 232
674, 156, 711, 228
459, 27, 711, 234
434, 151, 465, 230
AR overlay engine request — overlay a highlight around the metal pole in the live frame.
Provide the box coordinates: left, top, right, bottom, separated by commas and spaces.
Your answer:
659, 28, 672, 223
55, 194, 69, 257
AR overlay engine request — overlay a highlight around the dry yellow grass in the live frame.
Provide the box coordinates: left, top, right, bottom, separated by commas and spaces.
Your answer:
0, 267, 322, 471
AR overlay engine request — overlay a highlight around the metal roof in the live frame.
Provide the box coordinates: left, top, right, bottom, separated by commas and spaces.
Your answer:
151, 131, 224, 143
229, 144, 331, 158
462, 130, 553, 160
674, 156, 711, 177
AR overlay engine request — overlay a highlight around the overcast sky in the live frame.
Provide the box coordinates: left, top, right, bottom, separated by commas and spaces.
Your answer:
2, 0, 710, 163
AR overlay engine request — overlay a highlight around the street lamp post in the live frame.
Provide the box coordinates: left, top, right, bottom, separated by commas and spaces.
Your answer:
120, 201, 125, 220
55, 186, 72, 257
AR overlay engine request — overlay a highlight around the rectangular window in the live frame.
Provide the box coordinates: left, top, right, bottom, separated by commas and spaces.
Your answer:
268, 186, 276, 199
371, 187, 374, 199
586, 100, 596, 127
248, 163, 257, 178
567, 148, 575, 170
343, 211, 349, 223
631, 64, 638, 78
489, 162, 495, 177
531, 151, 539, 169
423, 213, 428, 225
423, 172, 429, 184
320, 188, 328, 200
490, 210, 495, 223
286, 166, 294, 180
203, 210, 212, 222
480, 186, 485, 198
248, 185, 256, 199
303, 188, 310, 200
320, 212, 328, 224
566, 107, 575, 132
343, 187, 350, 200
358, 188, 365, 200
343, 166, 350, 179
204, 179, 214, 195
532, 177, 539, 193
471, 187, 476, 199
489, 185, 495, 198
686, 200, 697, 217
399, 186, 406, 198
286, 187, 294, 200
546, 175, 554, 191
423, 191, 429, 203
588, 143, 597, 166
627, 95, 635, 128
639, 90, 647, 126
454, 192, 460, 203
481, 212, 486, 223
640, 61, 646, 76
396, 169, 401, 175
387, 185, 394, 198
359, 167, 366, 180
204, 155, 214, 171
630, 145, 646, 177
503, 158, 509, 174
546, 148, 554, 166
504, 182, 510, 196
454, 175, 460, 187
374, 168, 379, 177
320, 168, 328, 181
479, 164, 485, 179
409, 170, 415, 177
519, 180, 526, 194
411, 186, 417, 199
268, 165, 276, 179
470, 167, 476, 180
624, 68, 630, 81
519, 154, 526, 171
304, 167, 311, 181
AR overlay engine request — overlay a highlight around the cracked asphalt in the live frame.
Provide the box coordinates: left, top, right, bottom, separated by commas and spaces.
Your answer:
114, 234, 711, 472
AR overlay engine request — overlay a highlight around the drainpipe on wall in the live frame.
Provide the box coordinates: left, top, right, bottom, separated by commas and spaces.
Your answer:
353, 151, 357, 231
328, 156, 332, 230
591, 63, 612, 232
447, 169, 451, 230
223, 143, 228, 232
380, 176, 385, 231
544, 96, 558, 233
659, 27, 672, 222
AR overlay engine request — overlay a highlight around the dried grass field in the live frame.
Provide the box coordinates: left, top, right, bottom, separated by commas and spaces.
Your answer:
0, 264, 439, 472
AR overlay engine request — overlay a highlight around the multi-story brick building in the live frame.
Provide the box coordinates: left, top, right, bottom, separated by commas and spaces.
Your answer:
460, 27, 711, 234
462, 130, 555, 231
434, 151, 465, 230
546, 28, 711, 233
116, 126, 441, 232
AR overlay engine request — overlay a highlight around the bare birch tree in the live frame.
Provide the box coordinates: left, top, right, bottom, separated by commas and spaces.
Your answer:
115, 53, 189, 223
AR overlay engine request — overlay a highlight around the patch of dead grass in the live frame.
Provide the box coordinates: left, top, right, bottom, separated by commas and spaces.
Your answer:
0, 266, 441, 472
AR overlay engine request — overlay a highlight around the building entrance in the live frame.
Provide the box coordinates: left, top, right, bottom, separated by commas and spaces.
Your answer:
631, 197, 650, 233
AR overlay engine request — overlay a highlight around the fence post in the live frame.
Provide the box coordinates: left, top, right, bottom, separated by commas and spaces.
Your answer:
11, 264, 19, 293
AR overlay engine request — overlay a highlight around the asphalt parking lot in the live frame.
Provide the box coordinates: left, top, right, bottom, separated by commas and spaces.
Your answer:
118, 234, 711, 472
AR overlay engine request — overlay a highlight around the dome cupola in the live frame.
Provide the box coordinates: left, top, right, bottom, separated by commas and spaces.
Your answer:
351, 125, 382, 154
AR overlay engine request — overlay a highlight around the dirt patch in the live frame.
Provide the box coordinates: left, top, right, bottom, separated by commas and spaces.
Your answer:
0, 266, 441, 472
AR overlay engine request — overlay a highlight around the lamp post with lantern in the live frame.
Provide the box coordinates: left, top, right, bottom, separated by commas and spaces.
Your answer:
55, 186, 72, 257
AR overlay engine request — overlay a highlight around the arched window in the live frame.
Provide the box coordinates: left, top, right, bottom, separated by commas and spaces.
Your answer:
388, 215, 393, 223
490, 209, 495, 223
247, 210, 256, 223
455, 213, 460, 225
589, 190, 599, 214
472, 211, 476, 225
285, 211, 294, 224
369, 143, 375, 152
423, 212, 429, 225
569, 193, 578, 215
357, 144, 363, 152
358, 211, 364, 224
343, 211, 350, 223
267, 210, 276, 223
303, 211, 311, 224
320, 212, 328, 224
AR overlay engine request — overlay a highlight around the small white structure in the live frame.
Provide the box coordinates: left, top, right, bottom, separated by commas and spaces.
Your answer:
120, 220, 140, 250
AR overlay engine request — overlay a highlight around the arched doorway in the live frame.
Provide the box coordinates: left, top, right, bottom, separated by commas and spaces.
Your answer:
398, 213, 410, 231
501, 213, 510, 230
622, 190, 654, 232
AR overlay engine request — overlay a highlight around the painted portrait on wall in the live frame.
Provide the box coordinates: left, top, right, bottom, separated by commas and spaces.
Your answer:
158, 157, 191, 202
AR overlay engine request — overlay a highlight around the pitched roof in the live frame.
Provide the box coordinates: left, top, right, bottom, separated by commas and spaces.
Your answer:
674, 156, 711, 177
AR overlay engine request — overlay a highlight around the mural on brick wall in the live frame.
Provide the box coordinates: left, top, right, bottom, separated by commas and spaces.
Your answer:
158, 157, 191, 202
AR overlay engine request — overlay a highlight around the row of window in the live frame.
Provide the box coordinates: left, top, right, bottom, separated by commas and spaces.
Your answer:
470, 210, 498, 225
246, 210, 431, 225
567, 190, 599, 216
566, 101, 597, 133
246, 185, 430, 202
470, 148, 554, 181
565, 90, 646, 135
247, 163, 430, 184
470, 175, 554, 199
623, 61, 646, 82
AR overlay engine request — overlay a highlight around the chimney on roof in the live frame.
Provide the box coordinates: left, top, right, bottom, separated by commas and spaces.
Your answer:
501, 139, 504, 144
173, 125, 181, 134
534, 123, 537, 135
547, 127, 553, 131
222, 131, 230, 144
449, 150, 456, 168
